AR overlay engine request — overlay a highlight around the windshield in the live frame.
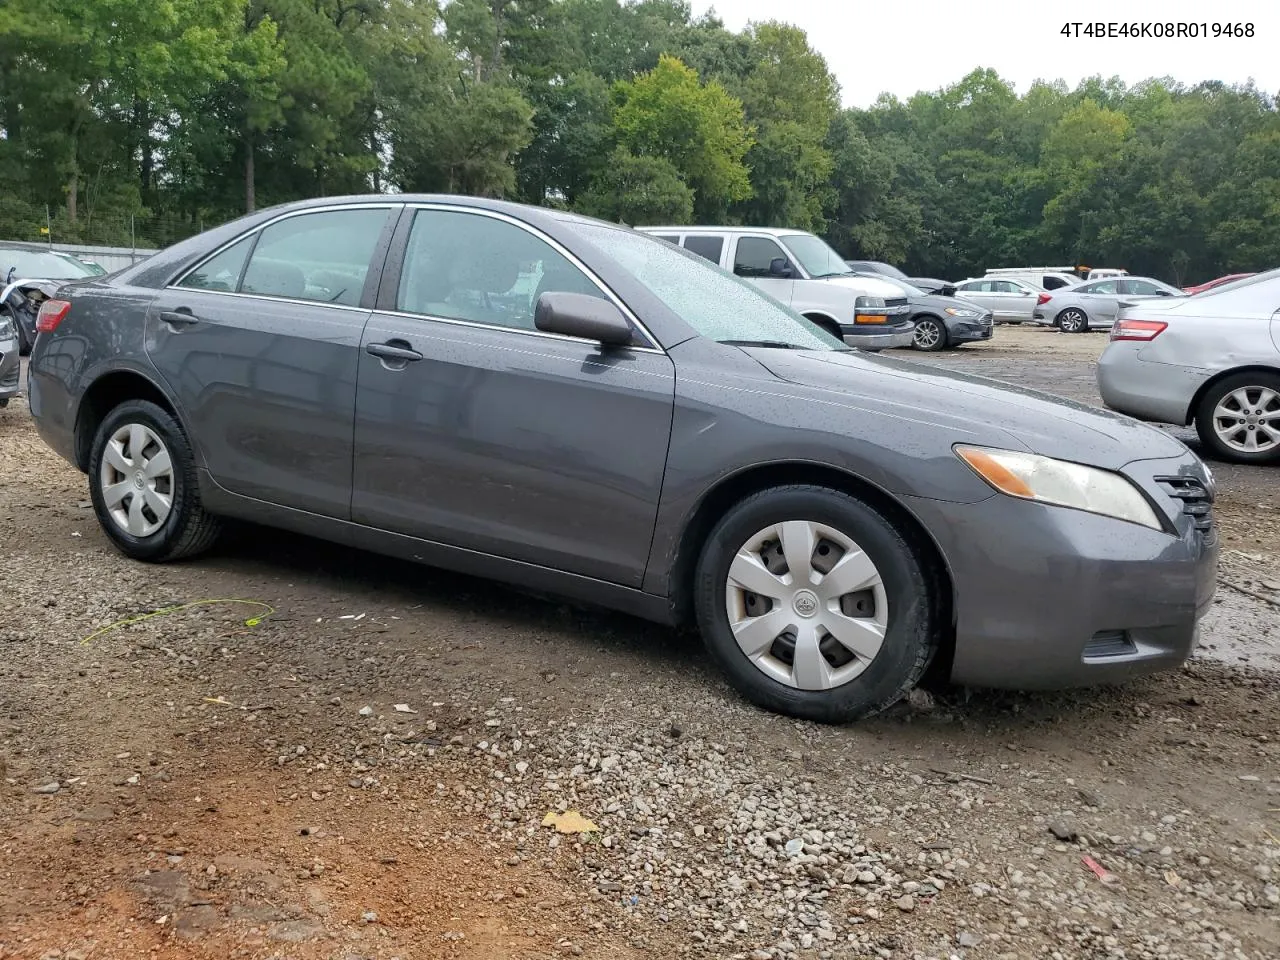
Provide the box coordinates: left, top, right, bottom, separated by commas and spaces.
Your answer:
570, 222, 843, 350
778, 234, 854, 279
0, 248, 98, 280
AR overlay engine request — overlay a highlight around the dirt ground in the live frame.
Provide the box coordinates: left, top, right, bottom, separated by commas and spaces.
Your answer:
1, 327, 1277, 960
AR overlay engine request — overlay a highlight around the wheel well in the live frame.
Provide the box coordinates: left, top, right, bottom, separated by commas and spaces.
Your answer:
668, 462, 956, 672
1185, 365, 1280, 426
74, 371, 176, 471
802, 313, 842, 338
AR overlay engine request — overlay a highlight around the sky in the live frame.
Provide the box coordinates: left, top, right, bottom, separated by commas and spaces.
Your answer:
688, 0, 1280, 108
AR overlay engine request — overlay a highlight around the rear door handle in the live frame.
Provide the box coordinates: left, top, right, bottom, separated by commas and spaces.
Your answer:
366, 340, 424, 364
159, 310, 200, 330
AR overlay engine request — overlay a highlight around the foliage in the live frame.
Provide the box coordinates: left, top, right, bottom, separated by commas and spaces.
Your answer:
0, 0, 1277, 283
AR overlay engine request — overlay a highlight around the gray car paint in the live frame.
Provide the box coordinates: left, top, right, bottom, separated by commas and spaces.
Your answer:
27, 193, 1218, 692
1097, 269, 1280, 425
0, 315, 19, 401
1037, 276, 1183, 330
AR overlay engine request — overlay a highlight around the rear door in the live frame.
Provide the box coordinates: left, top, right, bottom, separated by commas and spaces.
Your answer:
680, 233, 727, 267
145, 204, 398, 517
350, 205, 676, 588
1076, 279, 1121, 325
730, 235, 796, 306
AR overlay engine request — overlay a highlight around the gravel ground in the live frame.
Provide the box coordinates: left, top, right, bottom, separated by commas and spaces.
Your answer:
1, 328, 1277, 960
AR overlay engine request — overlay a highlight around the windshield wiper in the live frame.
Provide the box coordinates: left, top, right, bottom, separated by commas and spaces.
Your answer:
809, 271, 851, 279
718, 339, 810, 350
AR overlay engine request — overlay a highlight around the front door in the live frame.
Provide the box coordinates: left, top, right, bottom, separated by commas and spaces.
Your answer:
145, 205, 396, 517
731, 235, 797, 306
1077, 279, 1122, 326
351, 207, 676, 588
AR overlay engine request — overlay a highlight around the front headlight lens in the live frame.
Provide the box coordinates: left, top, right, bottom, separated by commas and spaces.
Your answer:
945, 306, 979, 318
0, 314, 13, 340
955, 445, 1163, 530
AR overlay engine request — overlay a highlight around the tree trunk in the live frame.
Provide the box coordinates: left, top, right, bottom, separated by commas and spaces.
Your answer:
137, 99, 153, 196
245, 132, 256, 214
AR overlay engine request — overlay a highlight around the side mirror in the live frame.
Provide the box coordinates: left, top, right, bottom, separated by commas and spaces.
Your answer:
1155, 290, 1173, 297
535, 291, 634, 346
1020, 289, 1032, 296
4, 266, 13, 285
769, 257, 794, 279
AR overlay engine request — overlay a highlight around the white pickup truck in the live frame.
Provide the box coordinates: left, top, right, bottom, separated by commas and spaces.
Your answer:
635, 226, 915, 351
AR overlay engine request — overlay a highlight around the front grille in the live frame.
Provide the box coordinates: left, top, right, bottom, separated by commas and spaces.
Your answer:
884, 297, 910, 315
1155, 476, 1214, 533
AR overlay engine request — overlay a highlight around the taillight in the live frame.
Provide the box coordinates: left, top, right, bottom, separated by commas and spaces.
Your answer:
1110, 319, 1167, 342
1036, 293, 1051, 305
36, 299, 71, 333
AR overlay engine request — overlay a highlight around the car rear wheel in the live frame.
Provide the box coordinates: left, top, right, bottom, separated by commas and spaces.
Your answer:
1195, 373, 1280, 465
88, 399, 222, 561
1057, 308, 1089, 333
693, 485, 938, 723
912, 316, 947, 351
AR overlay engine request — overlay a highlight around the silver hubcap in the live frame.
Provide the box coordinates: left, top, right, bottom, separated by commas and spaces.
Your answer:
914, 321, 940, 348
725, 521, 889, 691
1213, 387, 1280, 453
1062, 311, 1084, 331
99, 423, 174, 537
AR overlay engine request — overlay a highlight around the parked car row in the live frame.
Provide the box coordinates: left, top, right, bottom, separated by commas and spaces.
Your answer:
23, 195, 1219, 725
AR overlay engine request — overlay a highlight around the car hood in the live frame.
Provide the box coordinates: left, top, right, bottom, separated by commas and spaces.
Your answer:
910, 292, 985, 315
811, 274, 907, 298
746, 347, 1189, 469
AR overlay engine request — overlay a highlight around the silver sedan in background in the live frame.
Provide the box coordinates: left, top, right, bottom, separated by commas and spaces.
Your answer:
1036, 276, 1183, 332
1097, 269, 1280, 464
952, 276, 1042, 324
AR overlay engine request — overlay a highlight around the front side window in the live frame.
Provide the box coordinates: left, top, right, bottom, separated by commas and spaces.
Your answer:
397, 210, 603, 331
682, 235, 724, 264
570, 222, 839, 350
238, 208, 389, 305
993, 280, 1022, 293
734, 237, 790, 278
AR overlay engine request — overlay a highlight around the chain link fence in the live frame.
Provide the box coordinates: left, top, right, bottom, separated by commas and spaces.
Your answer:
0, 198, 216, 253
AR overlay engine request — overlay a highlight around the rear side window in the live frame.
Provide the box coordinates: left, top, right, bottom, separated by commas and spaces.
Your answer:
652, 234, 679, 244
179, 210, 388, 304
1042, 276, 1071, 290
734, 237, 788, 278
1084, 280, 1118, 295
178, 235, 254, 292
682, 235, 724, 264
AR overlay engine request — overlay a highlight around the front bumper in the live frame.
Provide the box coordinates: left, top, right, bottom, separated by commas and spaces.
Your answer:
906, 453, 1218, 690
1096, 343, 1206, 426
842, 324, 916, 351
948, 319, 993, 344
0, 337, 19, 400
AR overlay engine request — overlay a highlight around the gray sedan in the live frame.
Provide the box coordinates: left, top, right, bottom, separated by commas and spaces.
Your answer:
1098, 269, 1280, 464
27, 195, 1217, 723
1035, 276, 1183, 332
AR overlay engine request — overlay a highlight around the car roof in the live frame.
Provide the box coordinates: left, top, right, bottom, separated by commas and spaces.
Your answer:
634, 225, 811, 237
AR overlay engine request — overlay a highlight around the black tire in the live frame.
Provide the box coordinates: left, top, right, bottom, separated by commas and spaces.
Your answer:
1194, 372, 1280, 465
911, 316, 948, 351
88, 399, 222, 561
1056, 308, 1089, 333
693, 485, 939, 724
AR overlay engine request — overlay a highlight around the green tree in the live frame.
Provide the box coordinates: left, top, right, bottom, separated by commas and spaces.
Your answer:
576, 146, 694, 223
611, 54, 753, 220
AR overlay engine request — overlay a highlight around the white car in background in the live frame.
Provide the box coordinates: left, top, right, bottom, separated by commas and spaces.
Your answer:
1096, 269, 1280, 464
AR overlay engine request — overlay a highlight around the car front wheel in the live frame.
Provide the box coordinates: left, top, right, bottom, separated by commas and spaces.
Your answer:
1195, 372, 1280, 464
912, 317, 947, 351
694, 485, 938, 723
88, 399, 222, 561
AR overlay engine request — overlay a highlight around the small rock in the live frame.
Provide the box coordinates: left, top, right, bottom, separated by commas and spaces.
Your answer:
33, 782, 60, 795
959, 931, 981, 948
358, 706, 374, 717
895, 895, 916, 913
1049, 822, 1077, 842
857, 870, 877, 884
361, 910, 378, 923
784, 838, 804, 856
348, 778, 363, 789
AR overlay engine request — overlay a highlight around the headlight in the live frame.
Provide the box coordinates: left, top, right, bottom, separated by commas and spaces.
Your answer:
0, 314, 13, 340
854, 296, 885, 310
955, 445, 1163, 530
944, 306, 979, 318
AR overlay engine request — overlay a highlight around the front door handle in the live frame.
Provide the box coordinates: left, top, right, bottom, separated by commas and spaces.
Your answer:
366, 340, 424, 365
159, 310, 200, 330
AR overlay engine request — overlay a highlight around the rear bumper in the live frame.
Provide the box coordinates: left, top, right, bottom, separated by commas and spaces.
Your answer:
27, 363, 80, 467
905, 456, 1218, 690
1096, 343, 1206, 425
